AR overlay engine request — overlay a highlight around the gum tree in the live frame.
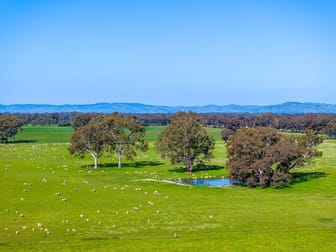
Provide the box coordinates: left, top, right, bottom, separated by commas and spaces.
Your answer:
72, 113, 95, 129
69, 121, 109, 169
0, 115, 24, 143
323, 120, 336, 139
156, 111, 215, 172
104, 113, 148, 168
226, 127, 323, 187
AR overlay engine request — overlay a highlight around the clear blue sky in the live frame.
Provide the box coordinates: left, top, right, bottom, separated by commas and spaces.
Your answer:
1, 0, 335, 106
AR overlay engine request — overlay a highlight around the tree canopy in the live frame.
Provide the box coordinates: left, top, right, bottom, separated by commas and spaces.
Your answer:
0, 115, 24, 143
72, 113, 95, 129
323, 120, 336, 139
156, 111, 215, 172
227, 127, 323, 187
69, 121, 109, 169
69, 113, 147, 168
103, 113, 148, 168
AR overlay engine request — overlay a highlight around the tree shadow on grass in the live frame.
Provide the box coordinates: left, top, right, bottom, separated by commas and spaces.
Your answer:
169, 165, 224, 173
13, 139, 37, 144
290, 171, 327, 185
2, 139, 37, 144
82, 161, 164, 169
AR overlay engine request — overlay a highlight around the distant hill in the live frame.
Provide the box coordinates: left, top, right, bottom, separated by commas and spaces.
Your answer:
1, 102, 336, 114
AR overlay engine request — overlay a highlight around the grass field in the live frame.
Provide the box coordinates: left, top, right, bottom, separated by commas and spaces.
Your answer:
1, 126, 336, 251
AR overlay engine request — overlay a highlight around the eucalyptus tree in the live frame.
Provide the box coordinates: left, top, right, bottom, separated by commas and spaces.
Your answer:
69, 121, 109, 169
0, 115, 24, 143
220, 128, 234, 142
156, 111, 215, 172
323, 120, 336, 139
226, 127, 323, 187
104, 113, 148, 168
72, 113, 95, 129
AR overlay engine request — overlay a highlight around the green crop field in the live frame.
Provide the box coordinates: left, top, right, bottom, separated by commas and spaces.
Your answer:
1, 126, 336, 251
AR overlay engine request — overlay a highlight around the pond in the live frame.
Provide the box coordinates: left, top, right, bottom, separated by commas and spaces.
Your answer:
175, 178, 233, 187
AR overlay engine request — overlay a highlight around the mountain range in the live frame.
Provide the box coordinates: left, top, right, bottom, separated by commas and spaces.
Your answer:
1, 102, 336, 114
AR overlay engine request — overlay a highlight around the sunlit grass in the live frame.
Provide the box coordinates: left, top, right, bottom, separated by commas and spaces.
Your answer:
0, 127, 335, 251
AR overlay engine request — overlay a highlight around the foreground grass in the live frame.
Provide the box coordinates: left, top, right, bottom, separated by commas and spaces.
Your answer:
0, 127, 336, 251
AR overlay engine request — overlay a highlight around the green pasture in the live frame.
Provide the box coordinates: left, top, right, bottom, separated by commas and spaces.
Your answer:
0, 126, 336, 251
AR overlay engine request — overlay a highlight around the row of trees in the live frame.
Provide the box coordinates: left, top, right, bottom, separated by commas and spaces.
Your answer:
70, 111, 323, 187
5, 112, 336, 138
0, 115, 23, 143
0, 112, 324, 187
205, 113, 336, 135
69, 112, 215, 172
6, 112, 77, 126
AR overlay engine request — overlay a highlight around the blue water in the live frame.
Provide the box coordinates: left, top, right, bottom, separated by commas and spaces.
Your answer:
175, 178, 233, 187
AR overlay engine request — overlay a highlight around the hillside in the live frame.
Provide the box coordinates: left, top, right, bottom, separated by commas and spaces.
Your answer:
1, 102, 336, 114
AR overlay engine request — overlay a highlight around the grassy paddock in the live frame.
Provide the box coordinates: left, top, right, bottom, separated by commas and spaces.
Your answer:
0, 126, 336, 251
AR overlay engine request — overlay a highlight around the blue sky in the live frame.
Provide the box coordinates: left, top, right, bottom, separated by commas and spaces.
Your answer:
1, 0, 335, 106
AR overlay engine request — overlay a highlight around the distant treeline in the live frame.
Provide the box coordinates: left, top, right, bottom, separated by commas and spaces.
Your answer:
2, 112, 336, 134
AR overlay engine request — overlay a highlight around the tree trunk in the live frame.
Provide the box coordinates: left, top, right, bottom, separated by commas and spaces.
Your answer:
90, 153, 98, 169
118, 150, 122, 168
187, 158, 193, 173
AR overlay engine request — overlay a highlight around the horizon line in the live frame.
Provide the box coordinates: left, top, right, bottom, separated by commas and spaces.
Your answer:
0, 101, 333, 107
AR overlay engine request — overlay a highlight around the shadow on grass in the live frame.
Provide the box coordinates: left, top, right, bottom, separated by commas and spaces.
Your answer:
2, 139, 37, 144
291, 171, 327, 185
82, 161, 164, 169
14, 139, 37, 144
169, 165, 224, 173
